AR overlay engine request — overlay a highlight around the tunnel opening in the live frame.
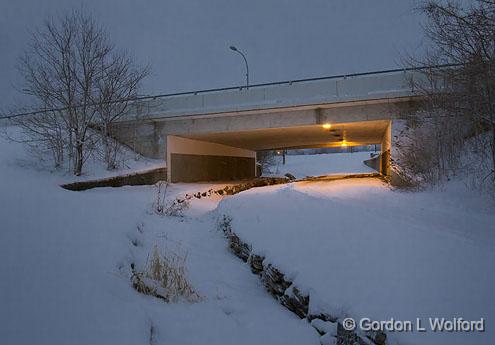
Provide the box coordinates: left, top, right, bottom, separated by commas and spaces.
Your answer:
257, 145, 382, 180
165, 119, 391, 183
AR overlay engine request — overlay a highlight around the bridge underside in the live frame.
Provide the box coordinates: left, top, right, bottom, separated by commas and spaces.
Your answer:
111, 97, 413, 183
166, 119, 392, 183
181, 119, 390, 150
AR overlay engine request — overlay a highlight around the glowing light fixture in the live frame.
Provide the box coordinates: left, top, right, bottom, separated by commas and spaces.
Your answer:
322, 123, 332, 130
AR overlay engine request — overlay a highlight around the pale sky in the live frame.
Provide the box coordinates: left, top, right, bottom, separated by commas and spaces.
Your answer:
0, 0, 426, 110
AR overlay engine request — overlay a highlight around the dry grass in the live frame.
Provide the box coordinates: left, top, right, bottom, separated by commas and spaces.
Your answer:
132, 243, 201, 303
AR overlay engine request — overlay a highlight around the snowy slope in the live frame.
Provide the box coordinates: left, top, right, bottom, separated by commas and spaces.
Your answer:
217, 179, 495, 345
266, 152, 376, 178
2, 125, 165, 184
0, 128, 318, 345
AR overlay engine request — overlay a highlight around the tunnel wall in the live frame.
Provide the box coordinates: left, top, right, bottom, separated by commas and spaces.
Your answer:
166, 136, 256, 182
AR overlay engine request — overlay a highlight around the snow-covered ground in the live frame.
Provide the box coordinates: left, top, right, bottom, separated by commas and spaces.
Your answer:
265, 152, 376, 178
2, 125, 494, 345
0, 128, 318, 345
217, 179, 495, 345
1, 125, 165, 184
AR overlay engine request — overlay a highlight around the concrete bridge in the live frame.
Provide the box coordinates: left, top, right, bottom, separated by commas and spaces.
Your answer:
112, 68, 427, 183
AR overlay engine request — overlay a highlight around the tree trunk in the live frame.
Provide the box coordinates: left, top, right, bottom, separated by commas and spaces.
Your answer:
102, 124, 117, 170
492, 128, 495, 186
74, 142, 84, 176
102, 127, 111, 169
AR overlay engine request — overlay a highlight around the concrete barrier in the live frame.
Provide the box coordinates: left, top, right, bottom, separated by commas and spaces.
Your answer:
363, 154, 381, 172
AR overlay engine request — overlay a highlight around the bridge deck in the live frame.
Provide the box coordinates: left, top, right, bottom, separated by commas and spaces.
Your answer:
126, 69, 426, 121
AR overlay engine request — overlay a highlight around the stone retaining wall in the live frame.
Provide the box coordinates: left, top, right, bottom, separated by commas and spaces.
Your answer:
217, 214, 387, 345
61, 167, 167, 191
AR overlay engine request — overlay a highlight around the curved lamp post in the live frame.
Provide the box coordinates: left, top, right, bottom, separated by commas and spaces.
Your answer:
229, 45, 249, 87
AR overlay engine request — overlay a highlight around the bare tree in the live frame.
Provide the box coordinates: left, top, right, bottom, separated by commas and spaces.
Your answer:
256, 150, 276, 175
7, 105, 67, 169
16, 10, 148, 175
404, 0, 495, 189
94, 51, 149, 170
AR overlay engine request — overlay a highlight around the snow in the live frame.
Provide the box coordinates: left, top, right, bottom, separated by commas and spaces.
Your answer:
265, 152, 376, 178
0, 127, 318, 345
1, 126, 165, 184
311, 319, 337, 336
2, 123, 494, 345
217, 179, 495, 345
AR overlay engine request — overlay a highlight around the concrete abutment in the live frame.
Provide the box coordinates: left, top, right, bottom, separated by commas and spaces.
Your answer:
166, 136, 256, 182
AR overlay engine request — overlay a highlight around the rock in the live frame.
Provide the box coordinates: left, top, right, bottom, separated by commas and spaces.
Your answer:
280, 286, 309, 319
308, 313, 339, 323
336, 322, 368, 345
249, 254, 264, 275
262, 264, 292, 297
311, 318, 338, 336
284, 173, 296, 180
366, 331, 386, 345
228, 233, 251, 262
217, 215, 232, 234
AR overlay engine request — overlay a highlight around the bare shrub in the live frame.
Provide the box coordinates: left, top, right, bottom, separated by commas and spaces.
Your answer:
394, 113, 468, 185
404, 1, 495, 192
153, 181, 169, 214
164, 199, 190, 217
132, 244, 201, 303
152, 181, 190, 217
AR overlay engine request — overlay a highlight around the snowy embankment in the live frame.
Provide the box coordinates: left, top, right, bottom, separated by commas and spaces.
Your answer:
217, 179, 495, 345
266, 152, 376, 178
1, 124, 165, 184
0, 128, 318, 345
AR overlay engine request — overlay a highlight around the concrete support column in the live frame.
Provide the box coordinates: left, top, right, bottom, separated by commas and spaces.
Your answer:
380, 121, 392, 177
166, 136, 256, 183
380, 120, 408, 186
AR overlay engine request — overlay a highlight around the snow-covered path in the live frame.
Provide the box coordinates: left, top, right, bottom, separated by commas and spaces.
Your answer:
217, 179, 495, 345
0, 130, 318, 345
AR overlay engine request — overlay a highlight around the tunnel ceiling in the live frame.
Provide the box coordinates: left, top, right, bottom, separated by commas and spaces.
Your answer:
180, 119, 390, 151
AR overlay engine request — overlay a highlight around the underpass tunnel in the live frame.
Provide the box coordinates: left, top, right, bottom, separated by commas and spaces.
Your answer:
165, 119, 392, 183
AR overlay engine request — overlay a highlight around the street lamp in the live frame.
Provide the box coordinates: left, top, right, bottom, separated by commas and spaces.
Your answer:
229, 45, 249, 87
